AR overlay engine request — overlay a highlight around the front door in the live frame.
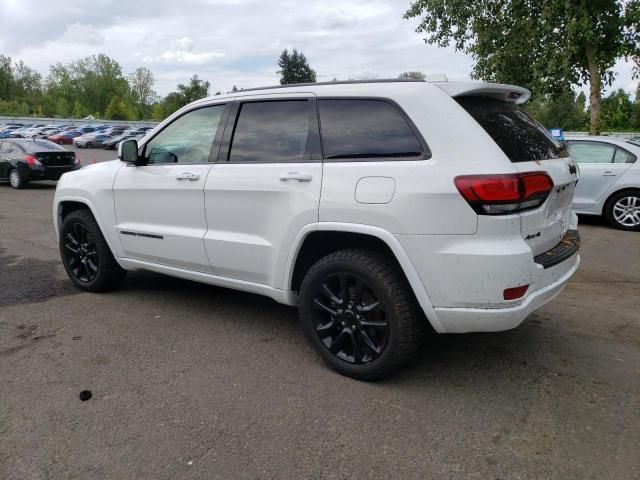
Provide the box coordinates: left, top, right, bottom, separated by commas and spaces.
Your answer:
113, 104, 228, 272
567, 140, 634, 209
204, 95, 323, 287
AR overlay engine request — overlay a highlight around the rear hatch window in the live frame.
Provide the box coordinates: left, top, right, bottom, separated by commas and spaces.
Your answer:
455, 96, 567, 162
21, 140, 66, 153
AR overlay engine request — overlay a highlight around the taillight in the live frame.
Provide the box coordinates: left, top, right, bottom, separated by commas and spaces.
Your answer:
504, 285, 529, 300
454, 172, 553, 215
73, 156, 80, 166
23, 155, 42, 166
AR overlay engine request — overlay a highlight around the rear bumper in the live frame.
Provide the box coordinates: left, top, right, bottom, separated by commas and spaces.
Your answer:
398, 213, 581, 334
26, 166, 79, 181
434, 253, 580, 333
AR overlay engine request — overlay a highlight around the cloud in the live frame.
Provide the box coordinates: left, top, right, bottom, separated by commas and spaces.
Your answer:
0, 0, 634, 97
62, 23, 106, 46
157, 49, 225, 64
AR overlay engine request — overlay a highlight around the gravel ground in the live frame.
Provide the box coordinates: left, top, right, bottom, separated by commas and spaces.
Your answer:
0, 175, 639, 479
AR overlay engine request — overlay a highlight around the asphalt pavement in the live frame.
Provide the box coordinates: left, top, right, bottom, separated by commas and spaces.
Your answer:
0, 161, 639, 479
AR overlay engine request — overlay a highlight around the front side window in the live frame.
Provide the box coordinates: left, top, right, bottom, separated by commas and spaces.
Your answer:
318, 99, 423, 159
228, 100, 311, 163
566, 142, 615, 164
144, 105, 225, 164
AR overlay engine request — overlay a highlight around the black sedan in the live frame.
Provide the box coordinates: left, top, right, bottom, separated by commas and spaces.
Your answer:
0, 139, 80, 189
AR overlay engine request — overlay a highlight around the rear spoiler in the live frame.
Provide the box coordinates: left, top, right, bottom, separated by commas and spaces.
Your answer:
432, 81, 531, 105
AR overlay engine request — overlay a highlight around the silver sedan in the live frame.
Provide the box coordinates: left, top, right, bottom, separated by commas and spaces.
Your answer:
565, 135, 640, 231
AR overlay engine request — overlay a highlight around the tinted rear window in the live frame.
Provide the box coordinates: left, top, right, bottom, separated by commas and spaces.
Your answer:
318, 99, 424, 159
456, 96, 566, 162
20, 140, 66, 153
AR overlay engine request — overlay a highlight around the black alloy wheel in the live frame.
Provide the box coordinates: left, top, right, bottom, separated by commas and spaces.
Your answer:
59, 209, 126, 291
62, 222, 99, 282
311, 273, 389, 364
299, 249, 423, 380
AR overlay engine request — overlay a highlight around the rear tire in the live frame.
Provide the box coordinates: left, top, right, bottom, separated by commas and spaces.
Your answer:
8, 169, 25, 189
299, 248, 423, 380
59, 210, 126, 292
604, 190, 640, 231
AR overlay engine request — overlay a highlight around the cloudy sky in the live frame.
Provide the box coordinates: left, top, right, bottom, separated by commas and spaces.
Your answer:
0, 0, 636, 96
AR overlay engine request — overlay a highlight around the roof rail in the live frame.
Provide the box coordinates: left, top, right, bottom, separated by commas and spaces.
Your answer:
237, 78, 425, 93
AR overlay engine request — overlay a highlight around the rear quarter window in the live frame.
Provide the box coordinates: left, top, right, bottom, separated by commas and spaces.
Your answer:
456, 96, 567, 162
318, 99, 426, 160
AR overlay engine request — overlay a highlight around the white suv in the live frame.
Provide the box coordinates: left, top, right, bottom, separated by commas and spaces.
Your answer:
53, 79, 580, 379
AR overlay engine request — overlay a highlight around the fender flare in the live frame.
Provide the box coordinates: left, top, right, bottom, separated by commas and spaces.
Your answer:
282, 222, 445, 333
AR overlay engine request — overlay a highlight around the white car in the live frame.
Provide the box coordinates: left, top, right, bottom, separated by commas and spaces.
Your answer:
565, 135, 640, 231
53, 79, 580, 379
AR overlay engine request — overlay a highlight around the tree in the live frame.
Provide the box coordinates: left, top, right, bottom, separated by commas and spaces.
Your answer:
128, 67, 156, 119
600, 88, 634, 130
12, 60, 42, 97
104, 95, 132, 120
405, 0, 640, 135
278, 49, 317, 84
526, 88, 588, 131
0, 55, 11, 99
398, 71, 426, 80
177, 75, 210, 104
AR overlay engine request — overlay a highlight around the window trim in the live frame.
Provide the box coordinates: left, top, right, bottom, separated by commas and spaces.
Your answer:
218, 98, 322, 164
566, 140, 637, 165
138, 103, 231, 166
316, 96, 432, 162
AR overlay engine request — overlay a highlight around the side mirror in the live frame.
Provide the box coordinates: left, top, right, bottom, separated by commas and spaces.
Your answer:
118, 139, 141, 164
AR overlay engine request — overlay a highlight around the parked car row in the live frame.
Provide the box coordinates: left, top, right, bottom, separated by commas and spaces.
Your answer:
0, 123, 154, 149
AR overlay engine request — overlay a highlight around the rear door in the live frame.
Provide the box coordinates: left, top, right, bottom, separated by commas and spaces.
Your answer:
566, 140, 635, 210
204, 94, 322, 287
456, 97, 578, 255
113, 103, 228, 272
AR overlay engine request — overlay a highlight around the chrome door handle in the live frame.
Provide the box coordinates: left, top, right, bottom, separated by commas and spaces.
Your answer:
176, 172, 200, 181
603, 171, 616, 177
279, 172, 313, 183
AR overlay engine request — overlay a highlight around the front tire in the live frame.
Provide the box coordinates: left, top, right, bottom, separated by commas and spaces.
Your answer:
299, 249, 423, 380
59, 210, 126, 291
605, 190, 640, 231
8, 169, 25, 189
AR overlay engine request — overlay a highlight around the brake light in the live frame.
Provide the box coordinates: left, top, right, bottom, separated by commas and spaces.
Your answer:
23, 155, 42, 166
454, 172, 553, 215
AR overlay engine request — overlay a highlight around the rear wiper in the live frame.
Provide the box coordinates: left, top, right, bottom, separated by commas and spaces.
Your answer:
325, 151, 422, 159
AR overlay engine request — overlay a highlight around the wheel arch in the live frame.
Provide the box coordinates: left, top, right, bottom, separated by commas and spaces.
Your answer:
55, 197, 123, 268
284, 223, 444, 333
603, 186, 640, 212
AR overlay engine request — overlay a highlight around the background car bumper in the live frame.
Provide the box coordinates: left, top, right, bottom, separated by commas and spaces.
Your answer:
26, 167, 79, 181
